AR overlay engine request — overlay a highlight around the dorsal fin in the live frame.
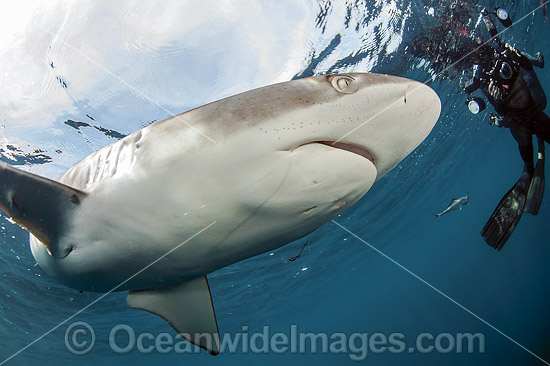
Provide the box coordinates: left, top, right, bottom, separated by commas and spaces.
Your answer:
127, 276, 220, 355
449, 198, 460, 205
0, 162, 87, 257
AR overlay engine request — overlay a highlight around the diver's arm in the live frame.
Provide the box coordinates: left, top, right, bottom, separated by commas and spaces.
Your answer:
464, 78, 480, 94
521, 51, 544, 68
481, 8, 505, 48
464, 65, 481, 94
511, 46, 534, 70
501, 43, 538, 70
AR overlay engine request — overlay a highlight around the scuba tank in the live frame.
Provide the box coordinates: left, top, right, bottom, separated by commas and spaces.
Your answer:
520, 67, 547, 110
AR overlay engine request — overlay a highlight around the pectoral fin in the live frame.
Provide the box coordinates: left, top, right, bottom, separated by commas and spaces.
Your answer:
0, 162, 87, 257
126, 276, 220, 355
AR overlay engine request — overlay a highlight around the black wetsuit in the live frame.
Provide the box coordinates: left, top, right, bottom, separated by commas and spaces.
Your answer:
466, 44, 549, 175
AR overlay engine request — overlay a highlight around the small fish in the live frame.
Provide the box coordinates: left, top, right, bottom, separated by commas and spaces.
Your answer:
542, 0, 548, 22
435, 195, 469, 219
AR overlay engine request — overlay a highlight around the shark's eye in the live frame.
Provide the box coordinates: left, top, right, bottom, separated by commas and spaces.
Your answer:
331, 75, 358, 94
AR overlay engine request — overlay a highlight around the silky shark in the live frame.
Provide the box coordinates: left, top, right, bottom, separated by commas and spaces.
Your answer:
0, 73, 440, 354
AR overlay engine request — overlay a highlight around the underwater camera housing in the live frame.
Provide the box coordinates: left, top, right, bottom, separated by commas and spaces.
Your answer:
466, 96, 486, 114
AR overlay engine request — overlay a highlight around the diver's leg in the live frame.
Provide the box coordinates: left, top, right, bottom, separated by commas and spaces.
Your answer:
483, 124, 534, 250
509, 125, 535, 175
523, 110, 550, 214
531, 110, 550, 143
524, 135, 545, 215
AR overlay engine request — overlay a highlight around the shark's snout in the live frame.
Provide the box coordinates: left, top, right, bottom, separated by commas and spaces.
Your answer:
320, 76, 440, 180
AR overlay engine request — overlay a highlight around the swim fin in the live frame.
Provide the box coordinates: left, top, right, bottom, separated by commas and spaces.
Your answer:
525, 136, 545, 215
481, 173, 531, 251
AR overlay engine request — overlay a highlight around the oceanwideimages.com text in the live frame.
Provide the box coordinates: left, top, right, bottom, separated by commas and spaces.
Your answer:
65, 322, 485, 361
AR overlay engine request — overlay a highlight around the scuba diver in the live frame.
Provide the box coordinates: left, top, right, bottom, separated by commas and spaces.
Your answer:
464, 7, 548, 250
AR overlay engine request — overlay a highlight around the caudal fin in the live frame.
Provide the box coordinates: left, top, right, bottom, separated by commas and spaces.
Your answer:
0, 162, 87, 257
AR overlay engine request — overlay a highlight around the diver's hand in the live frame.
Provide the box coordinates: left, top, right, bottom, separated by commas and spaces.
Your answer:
535, 52, 545, 68
489, 113, 504, 127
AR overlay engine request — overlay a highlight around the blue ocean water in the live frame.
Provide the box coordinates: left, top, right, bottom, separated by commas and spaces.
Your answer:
0, 1, 548, 365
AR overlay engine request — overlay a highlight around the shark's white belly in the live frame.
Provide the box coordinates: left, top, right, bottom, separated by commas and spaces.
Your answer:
31, 131, 377, 292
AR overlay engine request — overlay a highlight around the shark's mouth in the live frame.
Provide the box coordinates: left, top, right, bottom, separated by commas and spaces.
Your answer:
311, 141, 375, 165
